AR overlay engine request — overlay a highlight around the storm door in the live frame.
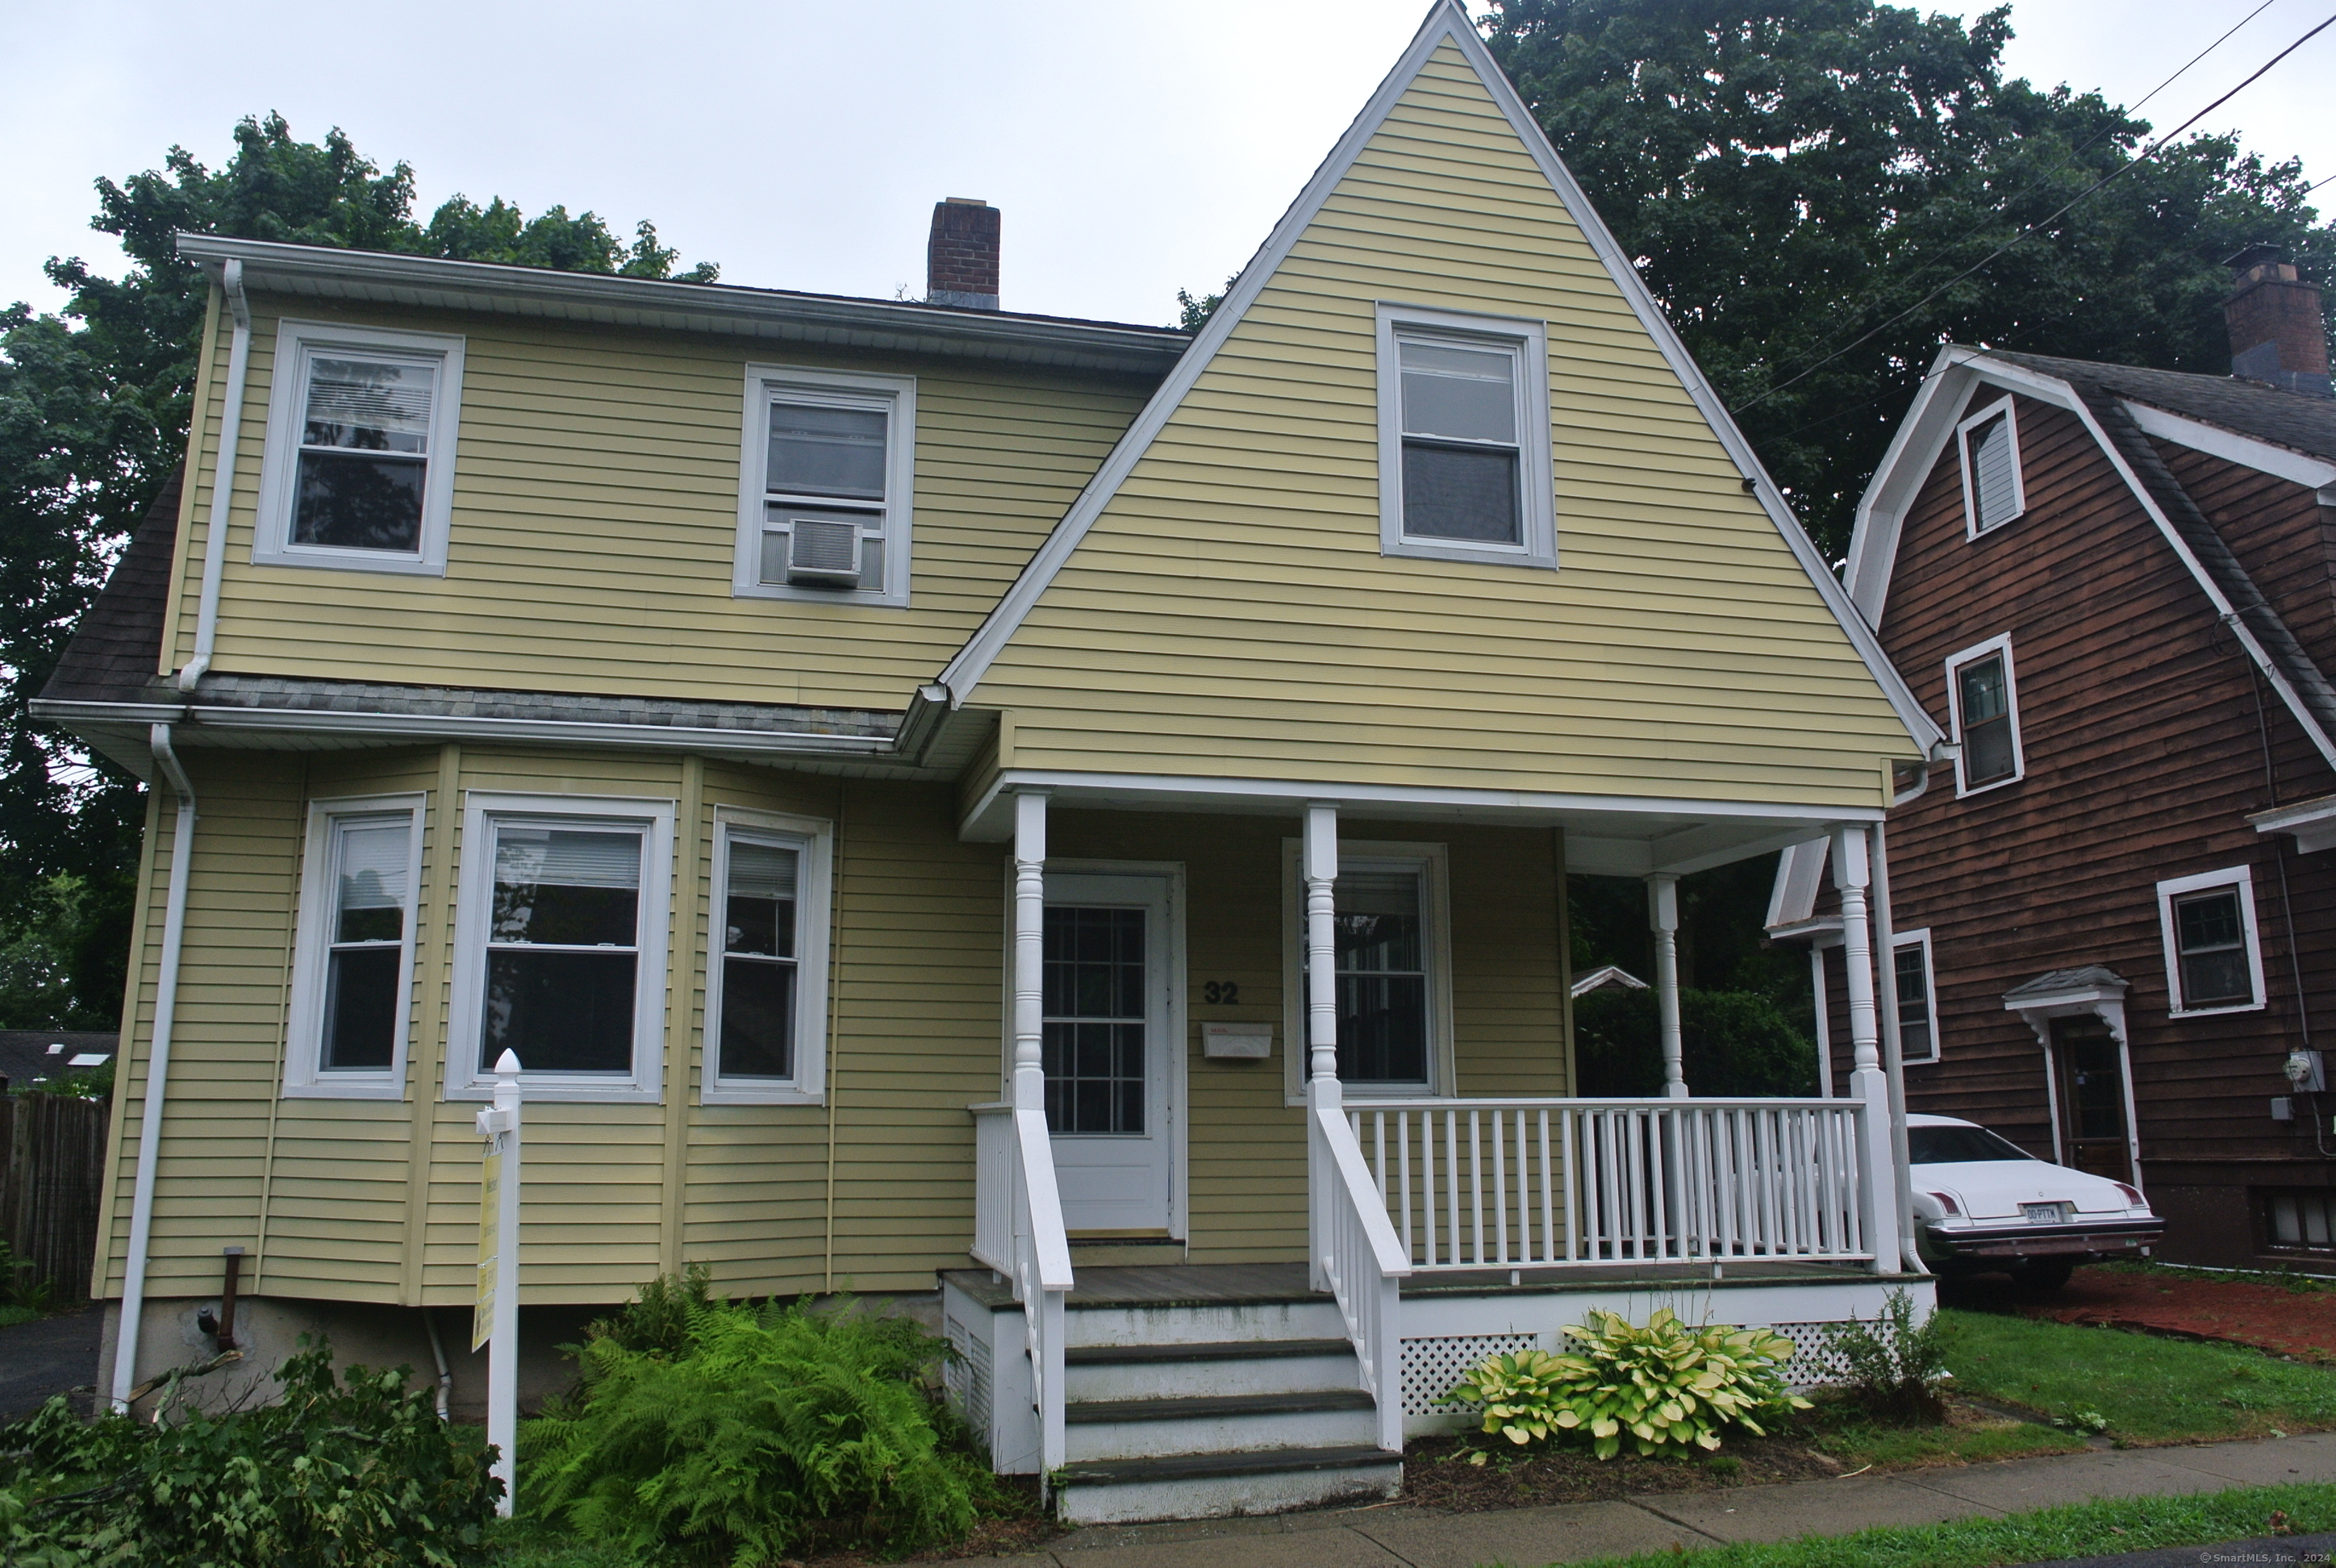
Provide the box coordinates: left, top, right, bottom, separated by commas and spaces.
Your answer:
2050, 1017, 2134, 1181
1042, 872, 1176, 1236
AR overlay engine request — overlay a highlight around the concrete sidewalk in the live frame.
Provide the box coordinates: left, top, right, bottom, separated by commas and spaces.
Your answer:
954, 1432, 2336, 1568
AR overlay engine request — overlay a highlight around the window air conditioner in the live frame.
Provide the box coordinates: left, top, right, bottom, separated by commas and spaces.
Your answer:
784, 519, 862, 587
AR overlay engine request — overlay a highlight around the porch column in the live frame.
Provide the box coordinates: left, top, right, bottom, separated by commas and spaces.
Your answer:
1304, 803, 1341, 1103
1831, 824, 1902, 1274
1646, 874, 1687, 1098
1012, 790, 1049, 1114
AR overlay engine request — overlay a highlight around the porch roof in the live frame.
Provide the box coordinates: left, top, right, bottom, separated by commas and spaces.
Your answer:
958, 769, 1881, 878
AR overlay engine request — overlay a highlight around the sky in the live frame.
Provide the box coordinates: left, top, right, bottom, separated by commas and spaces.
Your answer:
4, 1, 2335, 331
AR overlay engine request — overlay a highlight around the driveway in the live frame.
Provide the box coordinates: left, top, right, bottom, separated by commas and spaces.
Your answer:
0, 1306, 103, 1420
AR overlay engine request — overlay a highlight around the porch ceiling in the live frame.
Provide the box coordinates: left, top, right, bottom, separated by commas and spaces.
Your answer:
957, 769, 1879, 878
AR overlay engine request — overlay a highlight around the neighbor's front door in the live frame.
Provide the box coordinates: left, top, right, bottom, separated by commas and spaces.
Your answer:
2051, 1019, 2134, 1181
1043, 872, 1175, 1236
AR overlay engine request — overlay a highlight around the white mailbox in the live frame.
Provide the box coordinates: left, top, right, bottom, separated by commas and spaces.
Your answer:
1202, 1023, 1274, 1060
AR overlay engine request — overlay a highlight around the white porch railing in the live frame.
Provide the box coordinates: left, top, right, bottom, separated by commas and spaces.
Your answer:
1352, 1098, 1871, 1270
1308, 1102, 1411, 1450
970, 1103, 1073, 1474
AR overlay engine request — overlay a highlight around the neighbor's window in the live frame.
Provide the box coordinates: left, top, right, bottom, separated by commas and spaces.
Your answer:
1946, 637, 2022, 793
2265, 1189, 2336, 1253
1892, 929, 1937, 1063
255, 322, 464, 573
2155, 867, 2265, 1016
1958, 394, 2025, 536
1376, 307, 1554, 568
452, 795, 673, 1095
704, 811, 832, 1103
735, 365, 916, 606
286, 797, 423, 1097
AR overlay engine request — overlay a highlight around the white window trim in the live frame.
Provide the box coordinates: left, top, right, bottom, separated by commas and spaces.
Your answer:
1957, 394, 2027, 540
1891, 927, 1939, 1066
252, 319, 465, 576
1280, 840, 1458, 1103
282, 792, 426, 1099
1945, 632, 2025, 797
2156, 865, 2269, 1018
448, 791, 674, 1101
702, 806, 834, 1106
1374, 303, 1557, 569
732, 363, 916, 607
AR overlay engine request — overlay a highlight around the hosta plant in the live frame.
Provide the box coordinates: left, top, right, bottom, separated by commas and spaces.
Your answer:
1443, 1307, 1810, 1461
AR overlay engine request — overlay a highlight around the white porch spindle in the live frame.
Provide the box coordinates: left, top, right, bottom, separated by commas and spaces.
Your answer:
1646, 875, 1687, 1099
1831, 824, 1902, 1275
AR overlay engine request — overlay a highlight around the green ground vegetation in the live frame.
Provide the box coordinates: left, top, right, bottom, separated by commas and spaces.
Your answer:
1937, 1308, 2336, 1443
1577, 1479, 2336, 1568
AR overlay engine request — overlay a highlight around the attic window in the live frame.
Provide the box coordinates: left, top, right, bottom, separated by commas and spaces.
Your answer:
1375, 306, 1556, 569
733, 365, 916, 607
1958, 394, 2025, 536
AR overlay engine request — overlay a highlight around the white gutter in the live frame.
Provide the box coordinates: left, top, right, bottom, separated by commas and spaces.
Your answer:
178, 259, 250, 692
109, 724, 197, 1412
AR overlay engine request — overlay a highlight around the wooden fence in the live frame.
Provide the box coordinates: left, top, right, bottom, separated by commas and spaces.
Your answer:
0, 1095, 109, 1301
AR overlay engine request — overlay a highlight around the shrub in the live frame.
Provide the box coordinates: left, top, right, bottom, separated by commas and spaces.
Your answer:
523, 1287, 979, 1564
0, 1338, 498, 1566
1444, 1307, 1809, 1461
1820, 1287, 1954, 1422
1571, 986, 1818, 1097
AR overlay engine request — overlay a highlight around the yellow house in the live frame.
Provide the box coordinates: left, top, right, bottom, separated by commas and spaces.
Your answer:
39, 2, 1940, 1522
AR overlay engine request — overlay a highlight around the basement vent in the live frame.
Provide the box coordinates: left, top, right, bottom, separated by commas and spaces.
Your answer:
784, 518, 862, 587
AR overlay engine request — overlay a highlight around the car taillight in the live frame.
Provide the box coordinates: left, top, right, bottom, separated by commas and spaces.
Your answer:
2114, 1182, 2144, 1207
1926, 1191, 1960, 1215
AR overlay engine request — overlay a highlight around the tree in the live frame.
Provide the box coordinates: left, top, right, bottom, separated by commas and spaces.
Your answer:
1, 113, 718, 1028
1485, 0, 2336, 555
1571, 985, 1818, 1095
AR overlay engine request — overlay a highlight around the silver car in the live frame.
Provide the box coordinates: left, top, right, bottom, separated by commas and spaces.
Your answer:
1907, 1114, 2163, 1290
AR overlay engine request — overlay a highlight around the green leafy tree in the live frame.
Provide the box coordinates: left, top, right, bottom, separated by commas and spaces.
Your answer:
2, 114, 717, 1027
1572, 984, 1818, 1095
1485, 0, 2336, 554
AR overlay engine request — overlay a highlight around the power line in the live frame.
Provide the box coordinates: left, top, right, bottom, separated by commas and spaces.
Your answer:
1729, 7, 2336, 416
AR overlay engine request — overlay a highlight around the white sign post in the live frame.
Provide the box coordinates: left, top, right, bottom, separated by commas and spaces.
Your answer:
473, 1049, 523, 1517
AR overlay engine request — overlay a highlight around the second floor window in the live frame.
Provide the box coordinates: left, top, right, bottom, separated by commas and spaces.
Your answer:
735, 366, 916, 607
1892, 930, 1937, 1063
1375, 307, 1556, 569
2156, 868, 2264, 1015
1946, 636, 2023, 794
255, 321, 465, 575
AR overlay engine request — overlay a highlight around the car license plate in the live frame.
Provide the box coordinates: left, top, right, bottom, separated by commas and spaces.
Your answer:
2022, 1203, 2065, 1224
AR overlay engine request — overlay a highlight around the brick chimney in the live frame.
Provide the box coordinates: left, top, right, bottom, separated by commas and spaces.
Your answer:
927, 198, 999, 311
2225, 244, 2330, 397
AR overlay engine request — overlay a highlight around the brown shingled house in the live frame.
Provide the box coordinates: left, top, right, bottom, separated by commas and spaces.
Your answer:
1769, 250, 2336, 1273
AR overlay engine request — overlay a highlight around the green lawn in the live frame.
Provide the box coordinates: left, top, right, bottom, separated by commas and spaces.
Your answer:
1576, 1480, 2336, 1568
1936, 1307, 2336, 1443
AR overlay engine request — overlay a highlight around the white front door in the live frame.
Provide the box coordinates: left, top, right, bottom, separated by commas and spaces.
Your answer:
1043, 871, 1176, 1236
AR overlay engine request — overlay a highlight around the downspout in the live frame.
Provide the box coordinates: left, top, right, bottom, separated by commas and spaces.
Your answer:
177, 259, 250, 692
110, 725, 198, 1412
1868, 821, 1925, 1274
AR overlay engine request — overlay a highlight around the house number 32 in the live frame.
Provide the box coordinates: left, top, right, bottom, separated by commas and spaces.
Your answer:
1202, 982, 1241, 1005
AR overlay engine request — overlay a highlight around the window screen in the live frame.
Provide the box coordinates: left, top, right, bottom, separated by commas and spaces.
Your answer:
717, 836, 800, 1081
1328, 869, 1429, 1084
1967, 413, 2019, 532
2173, 887, 2252, 1007
481, 824, 643, 1073
293, 353, 436, 552
1894, 941, 1933, 1061
322, 816, 410, 1070
1957, 654, 2016, 785
1399, 339, 1520, 544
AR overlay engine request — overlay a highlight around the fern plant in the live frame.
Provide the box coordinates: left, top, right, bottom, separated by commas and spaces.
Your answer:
1818, 1287, 1952, 1422
1444, 1307, 1809, 1461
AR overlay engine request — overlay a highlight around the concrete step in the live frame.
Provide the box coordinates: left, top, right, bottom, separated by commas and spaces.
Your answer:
1063, 1297, 1348, 1349
1063, 1337, 1361, 1401
1062, 1388, 1379, 1462
1055, 1443, 1402, 1525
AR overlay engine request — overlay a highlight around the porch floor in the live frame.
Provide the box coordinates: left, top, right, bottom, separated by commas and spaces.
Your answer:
941, 1258, 1898, 1312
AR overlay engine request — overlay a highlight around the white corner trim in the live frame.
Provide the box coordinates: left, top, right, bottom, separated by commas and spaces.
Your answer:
281, 792, 427, 1099
2121, 400, 2336, 491
251, 319, 465, 577
1942, 632, 2025, 797
732, 363, 916, 608
2155, 864, 2270, 1018
1374, 302, 1557, 569
700, 806, 835, 1106
1955, 394, 2026, 539
932, 0, 1939, 753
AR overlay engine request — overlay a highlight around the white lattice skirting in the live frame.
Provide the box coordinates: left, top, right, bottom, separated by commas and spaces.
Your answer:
1400, 1320, 1864, 1416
